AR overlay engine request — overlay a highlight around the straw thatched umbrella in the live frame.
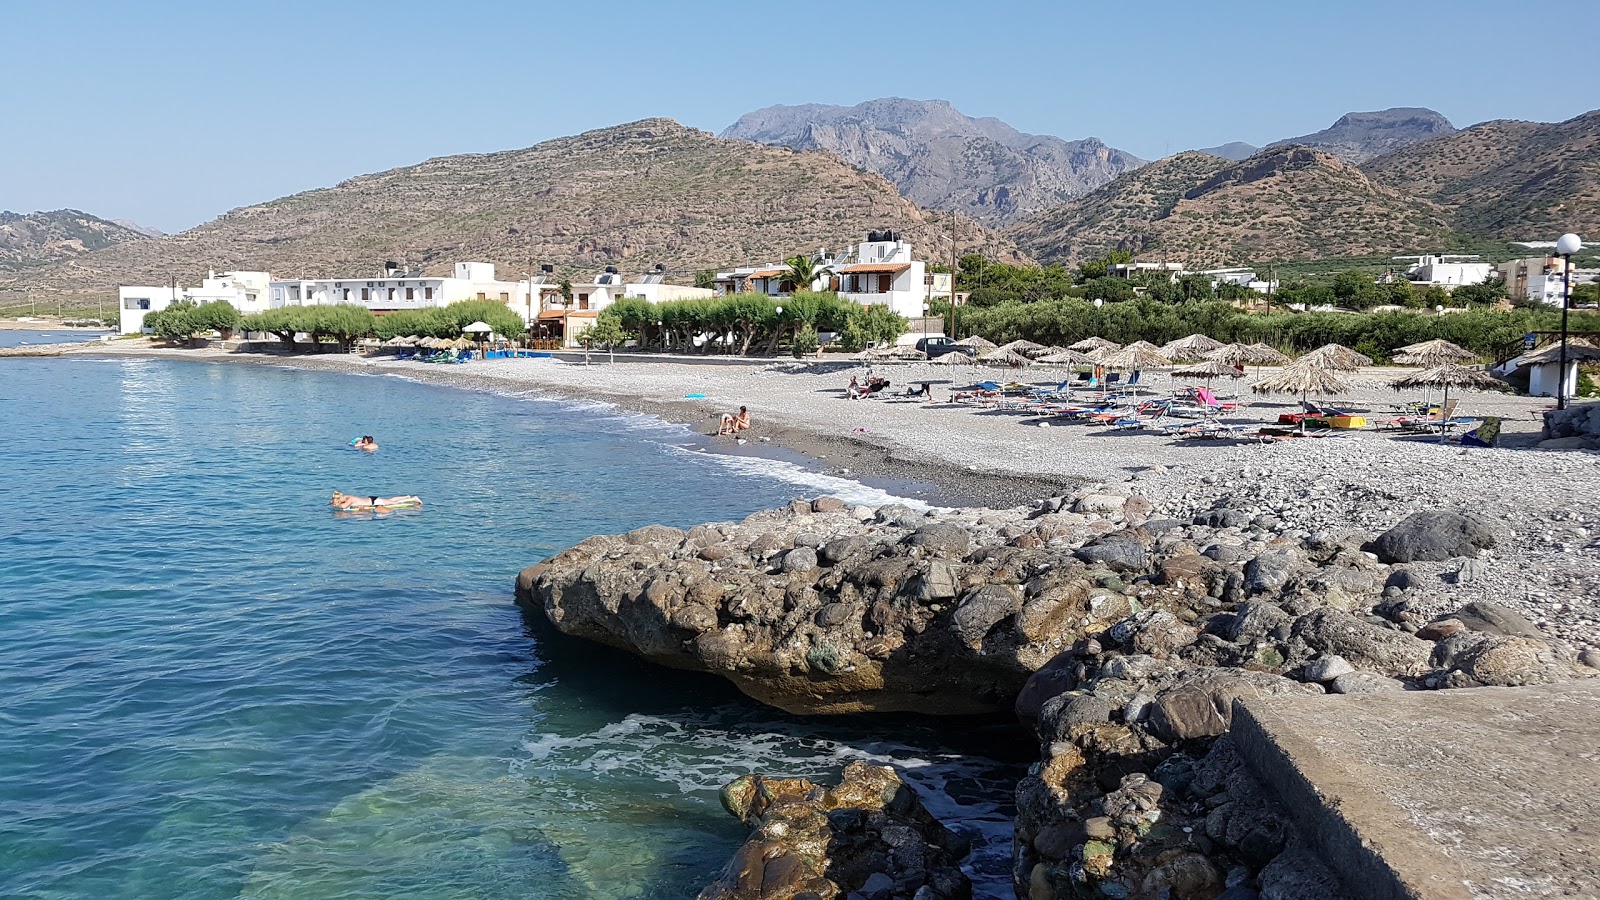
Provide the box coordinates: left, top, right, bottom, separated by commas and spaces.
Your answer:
1099, 344, 1172, 370
1037, 348, 1096, 366
978, 347, 1034, 367
1299, 343, 1372, 371
1161, 333, 1226, 361
1172, 358, 1247, 383
954, 335, 998, 351
1391, 363, 1503, 422
1392, 338, 1473, 367
1069, 336, 1120, 353
931, 349, 979, 365
888, 345, 928, 361
1244, 343, 1292, 366
1252, 361, 1353, 402
1000, 339, 1049, 357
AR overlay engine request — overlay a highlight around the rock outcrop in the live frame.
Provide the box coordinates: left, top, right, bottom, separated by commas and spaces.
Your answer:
699, 761, 970, 900
520, 487, 1594, 899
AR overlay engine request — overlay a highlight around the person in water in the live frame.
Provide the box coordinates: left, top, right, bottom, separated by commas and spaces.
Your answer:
329, 491, 420, 510
352, 435, 379, 452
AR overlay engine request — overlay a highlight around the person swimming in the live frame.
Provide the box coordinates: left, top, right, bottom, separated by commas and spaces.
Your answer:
329, 491, 420, 510
351, 435, 379, 452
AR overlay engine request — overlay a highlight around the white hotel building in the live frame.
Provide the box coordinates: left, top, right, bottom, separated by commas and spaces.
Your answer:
714, 232, 951, 319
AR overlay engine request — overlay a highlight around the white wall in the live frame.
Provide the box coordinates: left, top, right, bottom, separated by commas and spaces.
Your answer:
117, 285, 182, 334
626, 284, 715, 304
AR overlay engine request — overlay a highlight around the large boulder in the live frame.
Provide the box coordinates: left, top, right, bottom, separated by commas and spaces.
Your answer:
1365, 510, 1510, 563
700, 761, 970, 900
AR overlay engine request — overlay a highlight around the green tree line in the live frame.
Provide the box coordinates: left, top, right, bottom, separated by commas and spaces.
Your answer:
600, 291, 904, 356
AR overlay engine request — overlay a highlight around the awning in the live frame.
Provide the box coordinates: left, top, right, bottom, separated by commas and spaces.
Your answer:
537, 309, 568, 320
746, 268, 787, 279
839, 263, 911, 274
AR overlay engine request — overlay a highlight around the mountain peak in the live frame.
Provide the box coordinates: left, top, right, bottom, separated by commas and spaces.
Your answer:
1268, 107, 1455, 164
723, 97, 1145, 224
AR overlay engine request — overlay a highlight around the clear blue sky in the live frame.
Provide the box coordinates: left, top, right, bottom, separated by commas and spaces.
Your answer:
3, 0, 1595, 233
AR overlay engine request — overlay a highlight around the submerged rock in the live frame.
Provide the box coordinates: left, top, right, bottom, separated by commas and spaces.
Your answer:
699, 761, 970, 900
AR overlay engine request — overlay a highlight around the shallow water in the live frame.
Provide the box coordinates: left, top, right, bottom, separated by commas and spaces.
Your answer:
0, 328, 108, 348
0, 358, 1019, 899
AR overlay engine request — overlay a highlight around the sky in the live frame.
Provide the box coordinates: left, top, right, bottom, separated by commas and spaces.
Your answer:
3, 0, 1596, 233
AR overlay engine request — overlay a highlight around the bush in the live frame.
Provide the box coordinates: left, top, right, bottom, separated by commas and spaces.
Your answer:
791, 326, 820, 358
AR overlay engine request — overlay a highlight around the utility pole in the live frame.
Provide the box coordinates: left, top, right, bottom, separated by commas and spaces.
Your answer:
948, 210, 957, 339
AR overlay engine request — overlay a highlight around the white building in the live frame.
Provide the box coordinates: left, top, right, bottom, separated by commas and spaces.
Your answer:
268, 261, 533, 318
1496, 256, 1574, 306
1397, 254, 1493, 288
712, 232, 949, 319
525, 267, 715, 347
1109, 261, 1185, 281
1195, 267, 1278, 294
117, 270, 273, 334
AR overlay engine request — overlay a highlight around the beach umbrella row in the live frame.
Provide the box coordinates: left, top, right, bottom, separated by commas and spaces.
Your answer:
978, 347, 1034, 367
1392, 338, 1473, 367
1252, 361, 1353, 401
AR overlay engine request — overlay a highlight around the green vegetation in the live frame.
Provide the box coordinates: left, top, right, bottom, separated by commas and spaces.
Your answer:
648, 291, 904, 355
143, 300, 240, 341
782, 255, 833, 294
236, 305, 381, 349
581, 314, 628, 364
956, 296, 1571, 362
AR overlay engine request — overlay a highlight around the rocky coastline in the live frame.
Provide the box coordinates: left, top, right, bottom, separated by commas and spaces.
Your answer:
517, 478, 1596, 900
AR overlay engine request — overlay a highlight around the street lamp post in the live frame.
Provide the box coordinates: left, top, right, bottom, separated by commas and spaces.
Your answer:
1556, 233, 1583, 410
922, 302, 930, 344
1093, 297, 1104, 338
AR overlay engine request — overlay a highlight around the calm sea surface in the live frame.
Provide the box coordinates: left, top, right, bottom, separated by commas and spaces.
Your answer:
0, 358, 1017, 899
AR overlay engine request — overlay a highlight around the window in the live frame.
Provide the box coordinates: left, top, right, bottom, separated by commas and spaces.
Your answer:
477, 292, 486, 301
424, 287, 433, 300
499, 292, 509, 302
406, 287, 414, 300
578, 293, 590, 310
361, 288, 370, 302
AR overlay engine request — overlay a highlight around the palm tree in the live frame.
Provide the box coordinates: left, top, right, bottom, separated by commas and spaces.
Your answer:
783, 255, 832, 295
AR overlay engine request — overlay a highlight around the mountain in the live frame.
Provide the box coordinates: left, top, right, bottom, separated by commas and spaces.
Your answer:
9, 119, 1021, 297
1266, 108, 1455, 164
1197, 142, 1259, 161
0, 209, 153, 272
722, 98, 1145, 225
111, 219, 166, 238
1361, 110, 1600, 239
1010, 146, 1450, 267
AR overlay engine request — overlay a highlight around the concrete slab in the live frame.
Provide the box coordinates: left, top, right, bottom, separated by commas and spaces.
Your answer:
1231, 680, 1600, 900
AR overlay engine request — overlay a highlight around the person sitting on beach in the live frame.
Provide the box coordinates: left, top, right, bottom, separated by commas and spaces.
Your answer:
847, 376, 861, 400
330, 491, 420, 510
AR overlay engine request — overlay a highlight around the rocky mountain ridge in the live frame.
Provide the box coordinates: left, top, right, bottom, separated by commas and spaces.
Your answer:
0, 209, 153, 273
723, 98, 1145, 225
1010, 145, 1450, 266
1265, 107, 1456, 164
1361, 109, 1600, 239
5, 119, 1021, 297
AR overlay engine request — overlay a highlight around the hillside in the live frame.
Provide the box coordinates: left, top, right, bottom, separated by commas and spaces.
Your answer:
1011, 146, 1450, 267
0, 209, 152, 272
1198, 142, 1259, 161
723, 98, 1144, 225
1266, 108, 1456, 164
9, 119, 1020, 297
1362, 110, 1600, 239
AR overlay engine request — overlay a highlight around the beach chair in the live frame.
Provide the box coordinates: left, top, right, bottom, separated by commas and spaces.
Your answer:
1460, 416, 1501, 448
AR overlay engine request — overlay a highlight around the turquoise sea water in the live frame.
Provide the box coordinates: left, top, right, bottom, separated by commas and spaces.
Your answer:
0, 358, 1018, 899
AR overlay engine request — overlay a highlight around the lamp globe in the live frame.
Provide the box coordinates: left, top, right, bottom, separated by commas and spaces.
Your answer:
1557, 233, 1583, 256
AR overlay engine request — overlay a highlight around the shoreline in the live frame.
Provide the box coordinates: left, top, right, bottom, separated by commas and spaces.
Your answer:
36, 340, 1600, 644
65, 342, 1078, 509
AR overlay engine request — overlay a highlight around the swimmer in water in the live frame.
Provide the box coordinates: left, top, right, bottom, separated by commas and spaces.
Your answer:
352, 435, 379, 452
330, 491, 420, 510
